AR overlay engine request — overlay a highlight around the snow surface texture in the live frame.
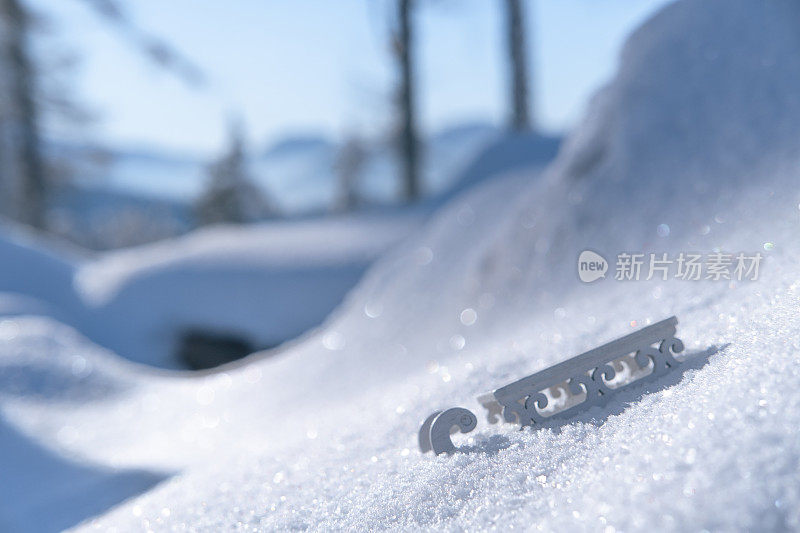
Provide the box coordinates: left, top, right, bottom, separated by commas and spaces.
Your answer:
3, 0, 800, 530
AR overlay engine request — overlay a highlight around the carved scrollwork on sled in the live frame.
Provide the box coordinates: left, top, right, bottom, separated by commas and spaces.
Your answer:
419, 316, 690, 454
482, 316, 685, 428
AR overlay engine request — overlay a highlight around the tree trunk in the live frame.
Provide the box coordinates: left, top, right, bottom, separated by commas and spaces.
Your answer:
397, 0, 419, 202
505, 0, 532, 132
0, 0, 45, 229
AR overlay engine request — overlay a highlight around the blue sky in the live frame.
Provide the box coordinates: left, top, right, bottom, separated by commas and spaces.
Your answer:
30, 0, 672, 156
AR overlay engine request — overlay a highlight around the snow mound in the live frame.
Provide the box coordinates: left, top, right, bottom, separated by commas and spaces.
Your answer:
73, 210, 422, 367
442, 131, 560, 199
0, 223, 82, 318
0, 209, 421, 369
4, 0, 800, 530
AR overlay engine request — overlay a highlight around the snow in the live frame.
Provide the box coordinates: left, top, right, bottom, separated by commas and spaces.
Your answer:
74, 209, 423, 367
2, 122, 556, 369
0, 414, 163, 533
0, 223, 85, 323
3, 0, 800, 530
0, 209, 421, 369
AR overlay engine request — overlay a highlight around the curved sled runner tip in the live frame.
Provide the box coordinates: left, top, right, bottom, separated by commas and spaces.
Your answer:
419, 407, 477, 455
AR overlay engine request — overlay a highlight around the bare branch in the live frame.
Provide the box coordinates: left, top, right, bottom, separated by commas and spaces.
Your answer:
76, 0, 206, 87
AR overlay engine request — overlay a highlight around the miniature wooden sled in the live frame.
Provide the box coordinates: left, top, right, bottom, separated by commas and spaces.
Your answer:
419, 316, 687, 455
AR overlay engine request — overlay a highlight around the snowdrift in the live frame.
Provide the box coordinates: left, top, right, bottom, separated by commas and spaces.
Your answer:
0, 223, 84, 323
3, 0, 800, 530
74, 210, 422, 368
0, 209, 420, 369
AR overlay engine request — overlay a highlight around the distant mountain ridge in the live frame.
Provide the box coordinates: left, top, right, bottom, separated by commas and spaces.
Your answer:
43, 122, 561, 249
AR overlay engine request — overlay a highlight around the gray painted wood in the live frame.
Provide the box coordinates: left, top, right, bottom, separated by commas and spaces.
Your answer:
420, 316, 687, 454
